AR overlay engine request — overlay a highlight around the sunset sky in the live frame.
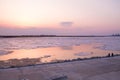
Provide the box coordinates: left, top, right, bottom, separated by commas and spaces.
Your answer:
0, 0, 120, 35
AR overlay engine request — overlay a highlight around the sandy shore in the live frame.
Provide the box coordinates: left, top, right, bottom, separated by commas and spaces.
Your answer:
0, 56, 120, 80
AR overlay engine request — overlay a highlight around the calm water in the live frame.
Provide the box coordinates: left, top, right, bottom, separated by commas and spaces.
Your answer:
0, 37, 120, 63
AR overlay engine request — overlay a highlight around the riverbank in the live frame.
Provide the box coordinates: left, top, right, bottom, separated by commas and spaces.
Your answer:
0, 56, 120, 80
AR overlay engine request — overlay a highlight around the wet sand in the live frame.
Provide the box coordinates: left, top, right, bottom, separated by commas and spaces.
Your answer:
0, 56, 120, 80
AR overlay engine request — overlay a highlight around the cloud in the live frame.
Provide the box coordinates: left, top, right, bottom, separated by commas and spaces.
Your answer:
60, 21, 73, 27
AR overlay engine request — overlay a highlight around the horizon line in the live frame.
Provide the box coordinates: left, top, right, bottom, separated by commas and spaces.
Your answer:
0, 34, 120, 38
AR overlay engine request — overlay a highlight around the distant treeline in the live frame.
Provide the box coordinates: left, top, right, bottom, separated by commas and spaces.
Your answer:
112, 34, 120, 36
0, 35, 118, 38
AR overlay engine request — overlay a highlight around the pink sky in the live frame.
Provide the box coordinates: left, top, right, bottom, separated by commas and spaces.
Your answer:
0, 0, 120, 35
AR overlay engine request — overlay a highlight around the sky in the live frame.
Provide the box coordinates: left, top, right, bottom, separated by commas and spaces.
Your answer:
0, 0, 120, 35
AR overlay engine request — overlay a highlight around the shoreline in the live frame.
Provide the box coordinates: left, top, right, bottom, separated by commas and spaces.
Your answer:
0, 53, 120, 69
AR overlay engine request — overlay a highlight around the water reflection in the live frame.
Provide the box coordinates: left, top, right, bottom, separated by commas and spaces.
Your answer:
0, 43, 120, 63
74, 52, 93, 56
0, 50, 13, 55
60, 46, 73, 50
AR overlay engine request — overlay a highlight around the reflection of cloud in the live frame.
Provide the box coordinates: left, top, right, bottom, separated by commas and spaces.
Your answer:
60, 21, 73, 27
75, 52, 92, 56
0, 50, 13, 55
41, 55, 51, 58
61, 46, 73, 50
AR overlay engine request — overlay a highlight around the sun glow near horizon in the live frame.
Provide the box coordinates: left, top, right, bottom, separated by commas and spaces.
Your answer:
0, 0, 62, 28
0, 0, 120, 34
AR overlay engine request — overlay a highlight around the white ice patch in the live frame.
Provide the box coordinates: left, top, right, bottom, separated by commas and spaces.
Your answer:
0, 37, 120, 51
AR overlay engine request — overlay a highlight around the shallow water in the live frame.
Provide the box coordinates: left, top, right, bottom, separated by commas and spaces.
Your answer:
0, 37, 120, 63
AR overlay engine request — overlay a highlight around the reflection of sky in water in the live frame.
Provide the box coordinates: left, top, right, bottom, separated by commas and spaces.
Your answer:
0, 50, 13, 55
75, 52, 93, 56
0, 43, 120, 63
60, 46, 73, 50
